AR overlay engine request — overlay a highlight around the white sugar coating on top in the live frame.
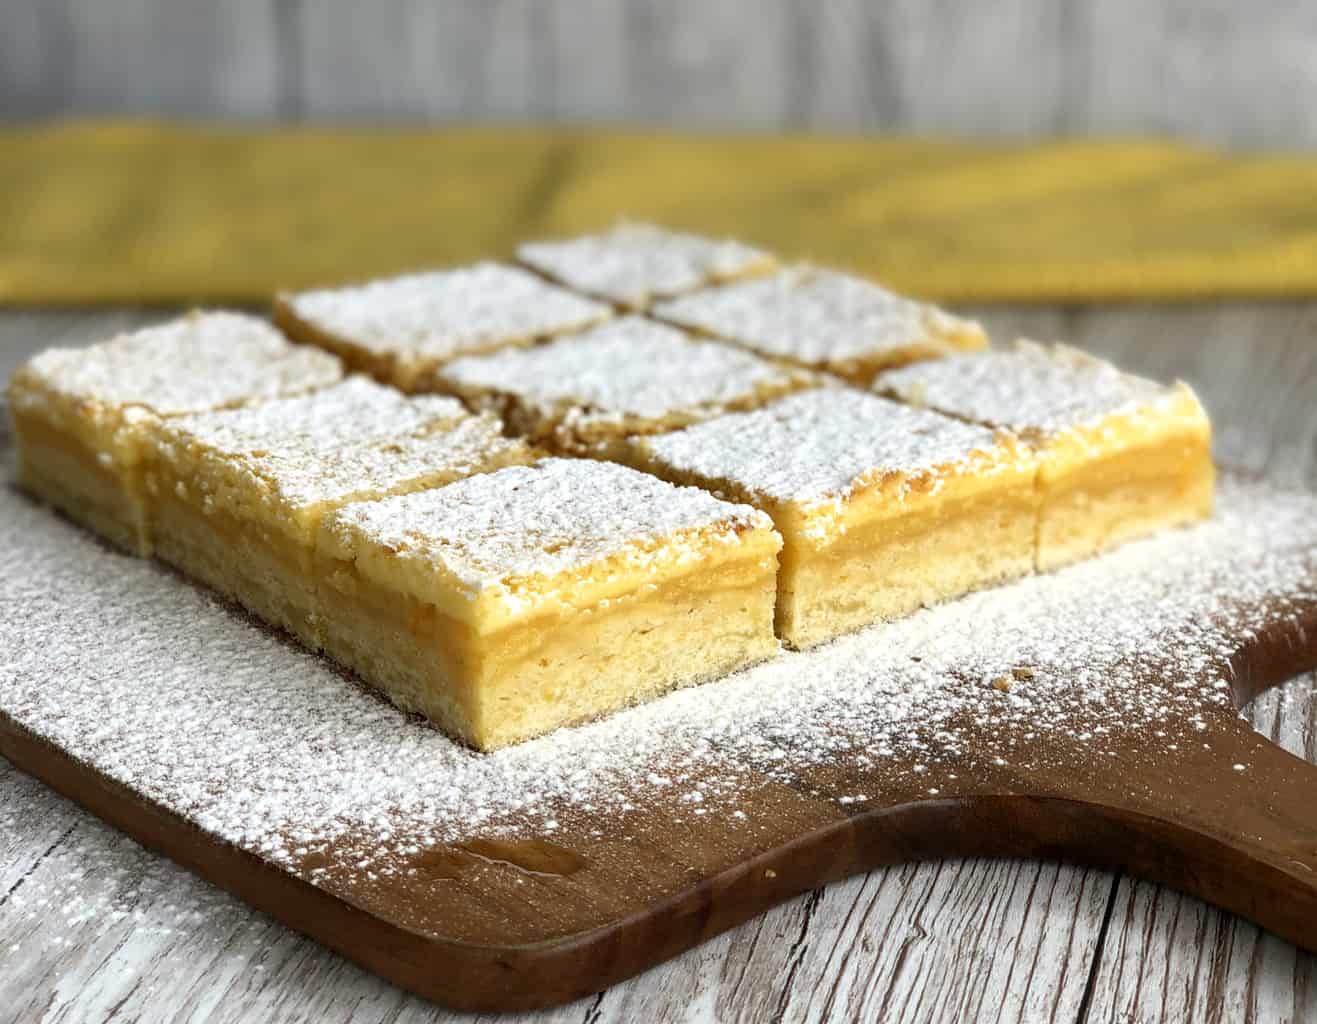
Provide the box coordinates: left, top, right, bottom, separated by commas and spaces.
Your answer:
325, 458, 773, 594
3, 470, 1314, 876
517, 222, 772, 305
252, 415, 521, 510
440, 316, 804, 423
875, 341, 1179, 436
641, 389, 1009, 507
283, 262, 612, 361
653, 266, 973, 366
159, 376, 468, 456
10, 311, 343, 416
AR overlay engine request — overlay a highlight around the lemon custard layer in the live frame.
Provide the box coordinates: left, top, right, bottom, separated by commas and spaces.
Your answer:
7, 311, 343, 555
631, 389, 1037, 649
273, 262, 612, 392
874, 341, 1215, 571
147, 377, 535, 647
517, 222, 776, 309
316, 459, 782, 750
652, 265, 988, 385
436, 316, 816, 457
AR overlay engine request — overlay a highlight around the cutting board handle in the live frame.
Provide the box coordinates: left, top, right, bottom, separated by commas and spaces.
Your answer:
889, 711, 1317, 953
1093, 713, 1317, 951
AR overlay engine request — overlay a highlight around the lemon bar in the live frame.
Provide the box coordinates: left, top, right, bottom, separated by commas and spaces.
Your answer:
147, 377, 535, 647
315, 458, 782, 750
273, 262, 612, 392
651, 265, 987, 385
874, 341, 1215, 571
630, 389, 1036, 649
7, 312, 343, 555
435, 315, 815, 457
517, 222, 776, 309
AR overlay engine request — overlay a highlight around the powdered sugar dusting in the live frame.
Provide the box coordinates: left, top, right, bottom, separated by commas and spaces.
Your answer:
875, 340, 1185, 436
282, 263, 612, 361
8, 311, 342, 416
653, 266, 983, 368
439, 316, 809, 425
322, 458, 774, 599
638, 389, 1019, 506
157, 376, 468, 456
153, 377, 527, 513
254, 416, 528, 510
517, 223, 773, 306
3, 471, 1313, 882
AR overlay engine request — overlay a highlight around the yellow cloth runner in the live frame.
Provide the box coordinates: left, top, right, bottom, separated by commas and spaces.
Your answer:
5, 119, 1317, 305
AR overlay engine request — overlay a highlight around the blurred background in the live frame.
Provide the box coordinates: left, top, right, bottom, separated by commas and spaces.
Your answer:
4, 0, 1317, 147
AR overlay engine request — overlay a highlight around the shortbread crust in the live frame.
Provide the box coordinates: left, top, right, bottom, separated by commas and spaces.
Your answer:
631, 389, 1036, 648
316, 459, 782, 749
652, 265, 987, 384
7, 311, 343, 554
273, 262, 612, 392
436, 316, 815, 457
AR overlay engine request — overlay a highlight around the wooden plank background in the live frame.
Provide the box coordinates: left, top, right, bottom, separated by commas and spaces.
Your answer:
2, 303, 1315, 1022
3, 1, 1317, 147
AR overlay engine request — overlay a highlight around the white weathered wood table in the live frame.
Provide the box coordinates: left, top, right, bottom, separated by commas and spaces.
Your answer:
1, 304, 1315, 1023
7, 1, 1317, 148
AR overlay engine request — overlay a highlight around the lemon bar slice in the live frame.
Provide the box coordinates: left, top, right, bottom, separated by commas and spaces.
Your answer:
7, 311, 342, 555
147, 377, 534, 647
435, 316, 815, 457
630, 389, 1035, 649
652, 265, 987, 385
315, 458, 782, 749
517, 222, 776, 309
875, 340, 1215, 571
273, 262, 612, 392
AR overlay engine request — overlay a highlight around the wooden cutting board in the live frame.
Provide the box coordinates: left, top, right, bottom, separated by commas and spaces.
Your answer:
2, 469, 1316, 1012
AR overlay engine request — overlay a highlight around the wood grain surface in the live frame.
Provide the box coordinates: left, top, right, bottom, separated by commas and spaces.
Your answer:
5, 1, 1317, 148
0, 303, 1316, 1021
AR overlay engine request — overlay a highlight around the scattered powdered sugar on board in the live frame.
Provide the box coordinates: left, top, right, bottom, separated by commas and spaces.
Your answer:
517, 223, 773, 306
2, 468, 1315, 883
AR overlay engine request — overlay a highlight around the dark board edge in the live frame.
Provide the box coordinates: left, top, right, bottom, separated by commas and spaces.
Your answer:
3, 721, 1316, 1009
